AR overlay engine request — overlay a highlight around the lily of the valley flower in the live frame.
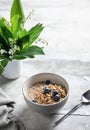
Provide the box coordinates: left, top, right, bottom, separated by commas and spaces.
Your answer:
8, 45, 20, 55
35, 38, 48, 45
8, 38, 16, 45
0, 49, 7, 54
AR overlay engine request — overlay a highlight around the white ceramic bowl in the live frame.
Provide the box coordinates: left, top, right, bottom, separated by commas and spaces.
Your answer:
22, 73, 69, 115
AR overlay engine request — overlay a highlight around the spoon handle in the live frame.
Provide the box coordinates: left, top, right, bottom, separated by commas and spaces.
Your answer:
54, 102, 82, 127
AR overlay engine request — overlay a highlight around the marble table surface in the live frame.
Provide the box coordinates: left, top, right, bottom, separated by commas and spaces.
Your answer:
0, 60, 90, 130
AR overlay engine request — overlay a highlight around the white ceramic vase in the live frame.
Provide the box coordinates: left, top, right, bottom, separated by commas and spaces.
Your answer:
2, 60, 23, 79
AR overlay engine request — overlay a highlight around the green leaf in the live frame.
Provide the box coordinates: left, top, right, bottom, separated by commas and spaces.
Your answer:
0, 17, 11, 33
16, 34, 29, 50
0, 18, 5, 28
20, 45, 44, 57
1, 26, 13, 41
11, 15, 23, 36
16, 23, 44, 51
29, 23, 44, 45
0, 34, 10, 51
0, 59, 8, 74
10, 0, 25, 21
0, 42, 4, 49
14, 55, 26, 60
0, 17, 13, 49
14, 45, 44, 59
1, 17, 11, 31
18, 29, 28, 38
14, 54, 35, 59
27, 55, 35, 58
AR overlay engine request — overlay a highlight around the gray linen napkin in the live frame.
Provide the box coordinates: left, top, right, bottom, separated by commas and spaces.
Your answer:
0, 88, 26, 130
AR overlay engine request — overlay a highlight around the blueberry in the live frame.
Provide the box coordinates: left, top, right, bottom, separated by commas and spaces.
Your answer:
31, 99, 37, 103
53, 94, 60, 102
43, 87, 51, 94
45, 80, 50, 85
53, 90, 58, 97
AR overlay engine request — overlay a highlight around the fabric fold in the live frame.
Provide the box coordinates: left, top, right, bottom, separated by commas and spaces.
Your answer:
0, 88, 26, 130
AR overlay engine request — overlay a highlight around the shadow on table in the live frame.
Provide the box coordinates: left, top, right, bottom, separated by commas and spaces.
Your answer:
0, 76, 17, 86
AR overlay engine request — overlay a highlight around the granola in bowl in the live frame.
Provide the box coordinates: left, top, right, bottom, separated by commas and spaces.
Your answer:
27, 80, 67, 104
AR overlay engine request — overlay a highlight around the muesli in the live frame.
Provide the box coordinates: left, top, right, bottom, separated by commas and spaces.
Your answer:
27, 80, 67, 104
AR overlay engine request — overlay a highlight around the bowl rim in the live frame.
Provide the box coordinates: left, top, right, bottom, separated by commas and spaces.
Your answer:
22, 72, 69, 107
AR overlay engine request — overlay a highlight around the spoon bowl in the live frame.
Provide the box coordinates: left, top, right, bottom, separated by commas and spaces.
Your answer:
81, 90, 90, 104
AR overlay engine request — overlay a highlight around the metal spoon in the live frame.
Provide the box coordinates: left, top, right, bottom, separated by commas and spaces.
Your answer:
54, 89, 90, 127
